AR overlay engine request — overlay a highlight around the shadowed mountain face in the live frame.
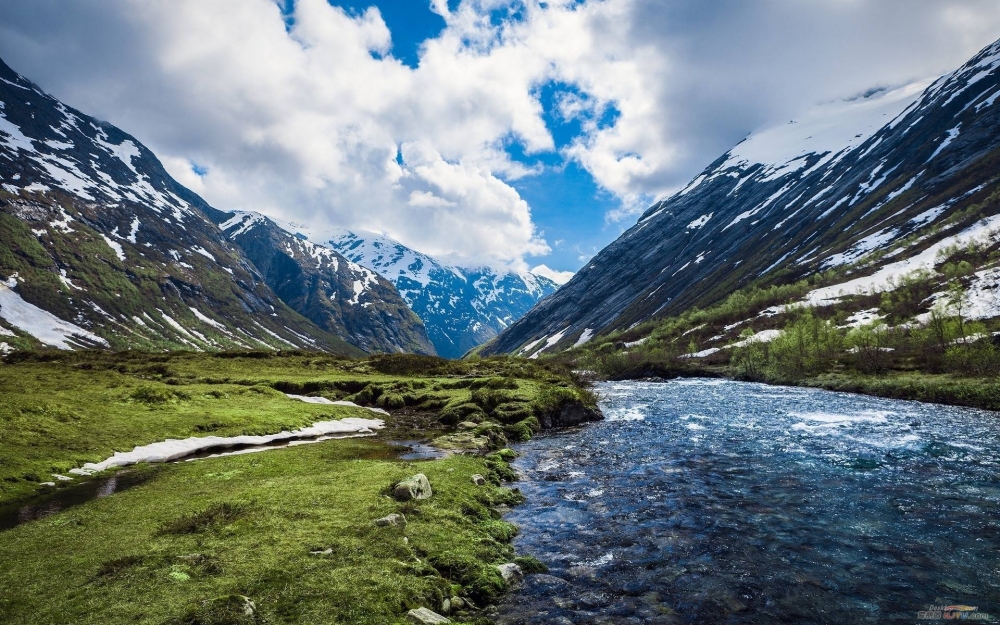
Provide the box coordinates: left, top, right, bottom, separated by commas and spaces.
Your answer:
0, 57, 418, 355
327, 230, 559, 358
485, 37, 1000, 357
216, 212, 435, 355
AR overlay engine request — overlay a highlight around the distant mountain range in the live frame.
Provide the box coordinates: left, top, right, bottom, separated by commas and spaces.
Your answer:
311, 229, 559, 358
485, 37, 1000, 356
0, 55, 559, 356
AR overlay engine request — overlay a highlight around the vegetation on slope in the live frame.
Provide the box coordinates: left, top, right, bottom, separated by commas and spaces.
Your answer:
557, 212, 1000, 411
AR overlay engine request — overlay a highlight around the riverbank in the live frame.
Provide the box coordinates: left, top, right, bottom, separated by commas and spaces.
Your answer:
0, 351, 598, 624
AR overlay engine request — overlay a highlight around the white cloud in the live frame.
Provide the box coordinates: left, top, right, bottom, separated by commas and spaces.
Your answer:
2, 0, 1000, 264
530, 264, 574, 285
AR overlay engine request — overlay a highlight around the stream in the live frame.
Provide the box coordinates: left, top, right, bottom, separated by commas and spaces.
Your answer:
493, 379, 1000, 624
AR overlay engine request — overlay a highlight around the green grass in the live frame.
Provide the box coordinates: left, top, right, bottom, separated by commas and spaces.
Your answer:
0, 351, 597, 624
0, 351, 589, 505
0, 438, 522, 624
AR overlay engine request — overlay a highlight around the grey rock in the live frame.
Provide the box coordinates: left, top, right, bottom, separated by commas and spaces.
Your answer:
406, 607, 451, 624
471, 473, 487, 486
497, 562, 524, 583
440, 598, 450, 614
449, 597, 464, 611
394, 474, 432, 501
374, 513, 406, 528
458, 421, 479, 430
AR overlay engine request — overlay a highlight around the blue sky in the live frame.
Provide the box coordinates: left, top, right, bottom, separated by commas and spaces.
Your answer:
3, 0, 1000, 280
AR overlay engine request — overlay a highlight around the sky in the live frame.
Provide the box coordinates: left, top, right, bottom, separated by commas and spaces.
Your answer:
2, 0, 1000, 283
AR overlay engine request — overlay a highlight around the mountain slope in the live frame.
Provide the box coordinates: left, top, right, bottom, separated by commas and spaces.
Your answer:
324, 230, 559, 358
216, 211, 435, 355
0, 56, 397, 355
485, 37, 1000, 356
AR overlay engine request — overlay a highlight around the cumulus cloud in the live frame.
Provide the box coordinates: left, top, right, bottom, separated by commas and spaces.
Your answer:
1, 0, 999, 265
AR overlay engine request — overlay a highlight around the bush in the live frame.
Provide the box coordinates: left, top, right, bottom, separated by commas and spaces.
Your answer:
503, 417, 540, 442
513, 555, 548, 574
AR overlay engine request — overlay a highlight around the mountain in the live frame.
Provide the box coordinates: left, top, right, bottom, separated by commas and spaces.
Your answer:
484, 37, 1000, 357
215, 211, 435, 355
0, 57, 412, 355
323, 230, 559, 358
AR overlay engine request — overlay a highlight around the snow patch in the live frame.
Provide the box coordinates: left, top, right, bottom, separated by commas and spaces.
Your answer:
0, 283, 108, 349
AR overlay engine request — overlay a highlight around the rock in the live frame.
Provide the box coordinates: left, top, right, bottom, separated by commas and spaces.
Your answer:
471, 474, 487, 486
393, 474, 432, 501
449, 597, 464, 611
406, 607, 451, 624
458, 421, 478, 430
440, 598, 451, 614
374, 513, 407, 528
497, 562, 524, 583
539, 401, 604, 429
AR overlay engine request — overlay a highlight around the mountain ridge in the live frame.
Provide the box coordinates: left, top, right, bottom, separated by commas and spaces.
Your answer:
0, 56, 421, 355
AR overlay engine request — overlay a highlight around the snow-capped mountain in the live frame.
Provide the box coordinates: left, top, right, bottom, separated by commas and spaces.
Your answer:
0, 56, 417, 354
216, 211, 434, 355
325, 230, 559, 358
485, 37, 1000, 356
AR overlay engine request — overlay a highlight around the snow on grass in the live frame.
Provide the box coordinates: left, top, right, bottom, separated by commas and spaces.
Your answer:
805, 213, 1000, 306
72, 417, 385, 474
127, 217, 140, 244
101, 234, 126, 261
0, 283, 108, 348
573, 328, 595, 348
529, 327, 570, 359
49, 207, 74, 233
909, 204, 948, 227
681, 329, 782, 358
841, 308, 884, 328
821, 228, 899, 268
189, 307, 229, 331
192, 246, 216, 262
285, 394, 390, 415
251, 320, 299, 348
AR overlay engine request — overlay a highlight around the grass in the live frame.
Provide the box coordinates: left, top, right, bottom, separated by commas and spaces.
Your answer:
0, 351, 591, 505
0, 350, 598, 624
0, 438, 523, 624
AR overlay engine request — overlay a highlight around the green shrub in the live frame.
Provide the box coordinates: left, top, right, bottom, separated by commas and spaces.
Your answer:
513, 555, 548, 574
503, 417, 540, 442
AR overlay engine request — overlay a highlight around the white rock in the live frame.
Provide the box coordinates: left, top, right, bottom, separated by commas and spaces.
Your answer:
406, 607, 451, 624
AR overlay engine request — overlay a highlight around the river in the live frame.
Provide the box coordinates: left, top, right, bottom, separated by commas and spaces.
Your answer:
493, 379, 1000, 624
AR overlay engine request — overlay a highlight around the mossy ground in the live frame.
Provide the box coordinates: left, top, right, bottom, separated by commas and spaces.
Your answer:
0, 439, 521, 624
0, 351, 590, 624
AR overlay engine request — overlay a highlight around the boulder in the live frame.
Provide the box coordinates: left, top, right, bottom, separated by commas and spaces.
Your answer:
539, 400, 603, 429
458, 421, 478, 430
470, 474, 487, 486
497, 562, 524, 584
393, 474, 432, 501
406, 607, 451, 624
449, 597, 464, 611
374, 513, 407, 528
